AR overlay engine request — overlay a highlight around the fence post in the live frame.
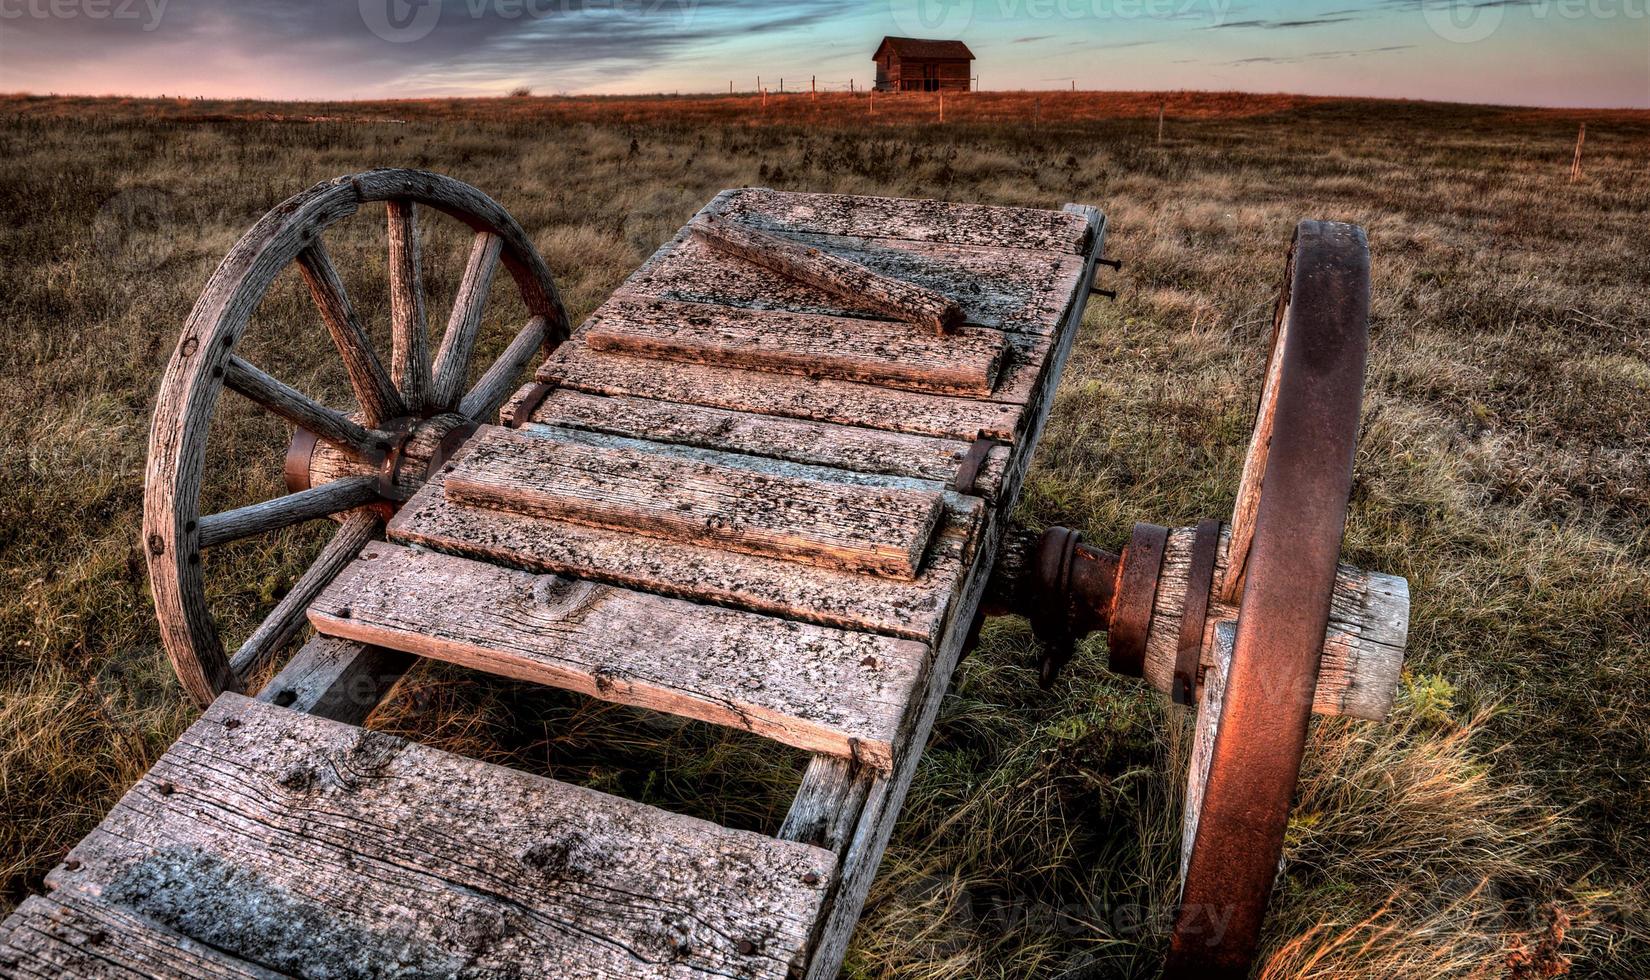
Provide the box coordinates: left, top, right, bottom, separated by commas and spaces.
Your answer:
1570, 122, 1586, 182
939, 91, 944, 123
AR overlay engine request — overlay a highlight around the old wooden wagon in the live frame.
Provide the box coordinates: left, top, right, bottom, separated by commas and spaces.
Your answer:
0, 171, 1407, 978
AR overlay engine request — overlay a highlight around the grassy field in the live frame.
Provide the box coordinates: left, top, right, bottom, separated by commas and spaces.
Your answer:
1, 89, 1646, 978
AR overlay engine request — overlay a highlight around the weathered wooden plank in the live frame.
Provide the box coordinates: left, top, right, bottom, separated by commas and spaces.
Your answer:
584, 297, 1006, 395
789, 204, 1105, 978
0, 894, 279, 980
444, 426, 944, 580
47, 694, 837, 979
704, 187, 1093, 255
310, 543, 928, 768
689, 215, 965, 333
221, 357, 386, 463
389, 461, 978, 645
518, 389, 1012, 499
535, 337, 1027, 442
617, 231, 1083, 335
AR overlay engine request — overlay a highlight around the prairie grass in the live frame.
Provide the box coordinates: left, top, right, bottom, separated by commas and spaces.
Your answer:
0, 91, 1646, 978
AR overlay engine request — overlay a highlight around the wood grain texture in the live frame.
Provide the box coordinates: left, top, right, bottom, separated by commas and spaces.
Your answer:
1222, 311, 1288, 603
788, 203, 1104, 978
46, 694, 836, 978
1182, 620, 1235, 886
295, 241, 403, 428
430, 230, 504, 411
584, 297, 1006, 395
222, 356, 386, 463
519, 388, 1011, 500
535, 337, 1026, 442
385, 199, 430, 413
705, 187, 1093, 255
390, 431, 980, 644
197, 476, 378, 550
254, 634, 413, 727
1142, 524, 1409, 720
619, 230, 1084, 336
228, 511, 382, 681
445, 426, 945, 580
0, 894, 279, 979
311, 543, 929, 768
689, 215, 964, 333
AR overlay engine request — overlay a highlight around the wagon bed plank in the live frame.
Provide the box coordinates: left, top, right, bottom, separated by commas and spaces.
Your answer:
518, 388, 1012, 499
584, 296, 1006, 395
703, 187, 1094, 256
45, 695, 836, 979
389, 460, 980, 646
0, 895, 278, 980
310, 542, 928, 768
445, 425, 945, 580
618, 229, 1084, 335
533, 336, 1033, 442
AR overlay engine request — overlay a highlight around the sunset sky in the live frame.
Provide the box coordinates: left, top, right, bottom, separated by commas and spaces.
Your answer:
0, 0, 1645, 107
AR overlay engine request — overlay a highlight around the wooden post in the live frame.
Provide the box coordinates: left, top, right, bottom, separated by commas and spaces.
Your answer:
729, 80, 733, 94
1034, 97, 1040, 130
1071, 79, 1075, 92
762, 87, 768, 108
938, 91, 944, 123
1570, 122, 1586, 182
1158, 100, 1165, 145
811, 76, 816, 100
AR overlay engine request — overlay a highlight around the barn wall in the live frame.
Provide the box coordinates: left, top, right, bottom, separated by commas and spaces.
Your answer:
882, 57, 972, 92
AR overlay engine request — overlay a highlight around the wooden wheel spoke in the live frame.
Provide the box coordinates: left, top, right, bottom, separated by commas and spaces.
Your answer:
223, 356, 389, 463
387, 200, 430, 412
430, 231, 504, 410
1220, 319, 1286, 603
197, 476, 378, 550
458, 314, 548, 422
230, 510, 382, 681
297, 240, 404, 427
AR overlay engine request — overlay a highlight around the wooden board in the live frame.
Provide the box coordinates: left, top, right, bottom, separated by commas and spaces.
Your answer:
703, 188, 1094, 256
617, 231, 1085, 335
444, 425, 945, 580
45, 695, 836, 979
310, 542, 929, 768
520, 389, 1012, 500
584, 297, 1006, 395
390, 467, 979, 647
533, 337, 1028, 442
0, 895, 280, 979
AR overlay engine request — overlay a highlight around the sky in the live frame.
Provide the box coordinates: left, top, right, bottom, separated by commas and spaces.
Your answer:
0, 0, 1645, 107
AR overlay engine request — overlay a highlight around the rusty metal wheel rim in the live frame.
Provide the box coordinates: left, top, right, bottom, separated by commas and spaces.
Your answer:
143, 169, 569, 707
1165, 220, 1371, 976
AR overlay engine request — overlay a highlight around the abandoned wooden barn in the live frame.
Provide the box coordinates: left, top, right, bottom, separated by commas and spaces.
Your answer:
873, 37, 974, 92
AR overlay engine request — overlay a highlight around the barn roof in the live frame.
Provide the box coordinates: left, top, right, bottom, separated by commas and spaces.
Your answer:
874, 37, 976, 61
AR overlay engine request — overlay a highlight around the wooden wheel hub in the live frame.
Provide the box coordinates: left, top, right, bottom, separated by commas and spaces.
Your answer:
284, 413, 478, 509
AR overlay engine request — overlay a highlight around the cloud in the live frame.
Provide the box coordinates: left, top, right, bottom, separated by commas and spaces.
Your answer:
1207, 13, 1364, 29
1225, 44, 1414, 65
1012, 34, 1053, 43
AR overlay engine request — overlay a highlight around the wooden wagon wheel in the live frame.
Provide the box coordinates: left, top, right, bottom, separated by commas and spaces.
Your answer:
1165, 220, 1371, 976
143, 169, 570, 707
